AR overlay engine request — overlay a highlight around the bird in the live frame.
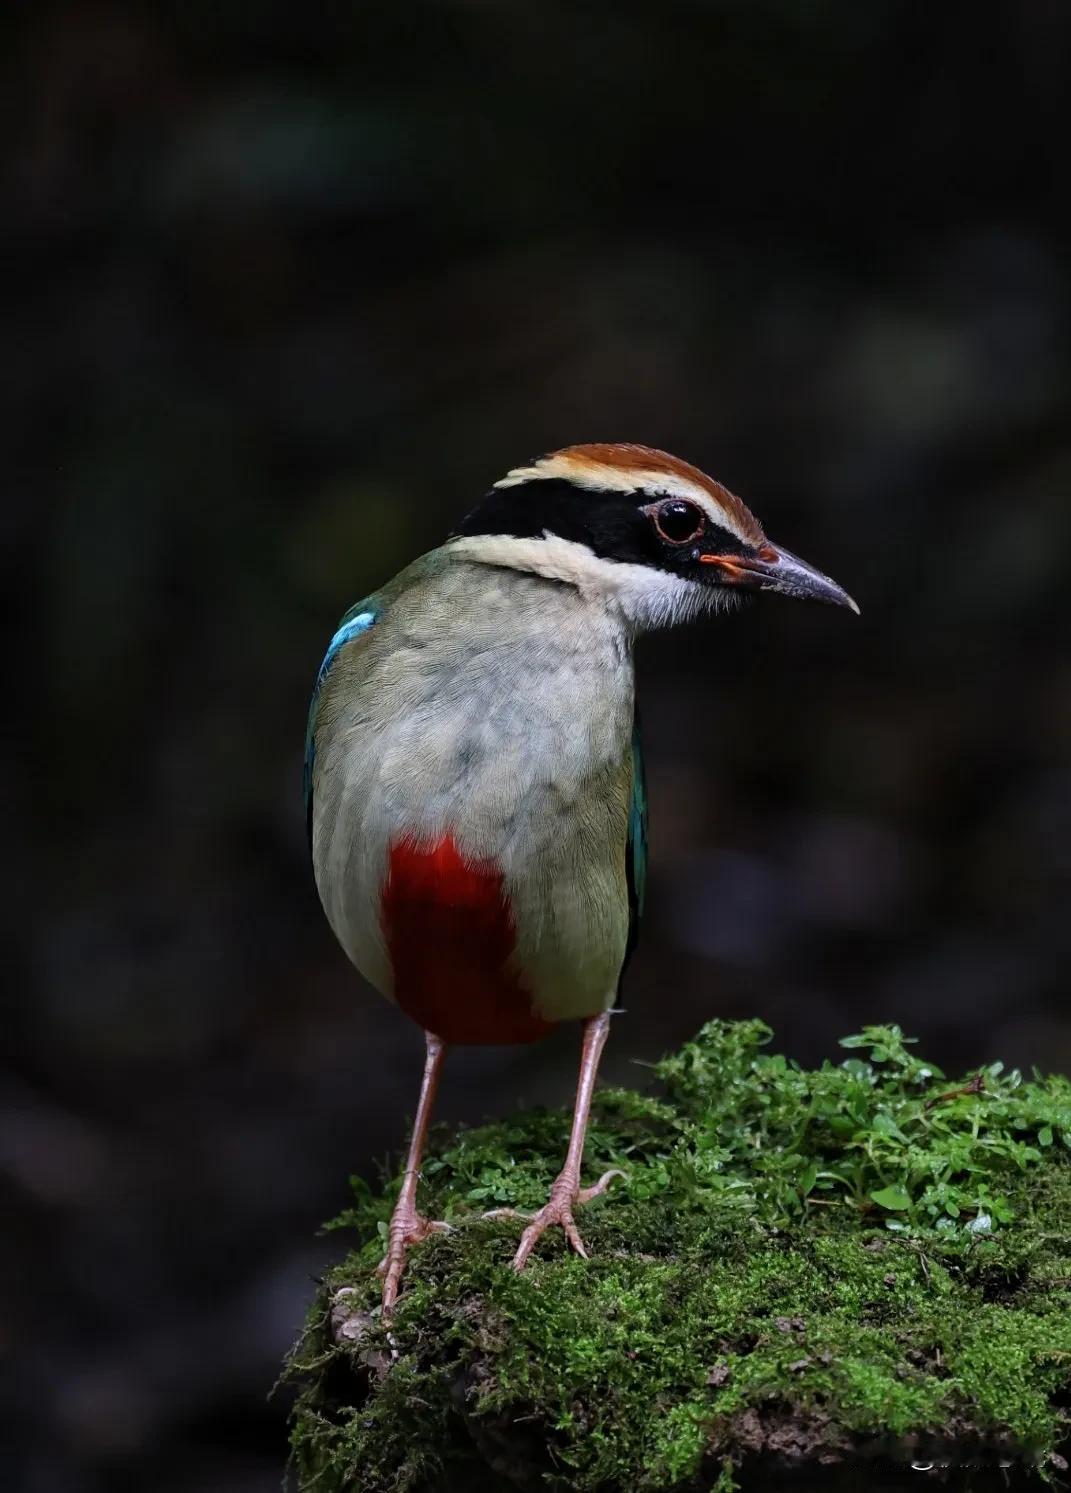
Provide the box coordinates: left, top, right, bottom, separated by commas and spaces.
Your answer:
305, 443, 857, 1314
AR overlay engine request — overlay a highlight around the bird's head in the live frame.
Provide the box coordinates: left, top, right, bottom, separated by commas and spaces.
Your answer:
449, 443, 857, 630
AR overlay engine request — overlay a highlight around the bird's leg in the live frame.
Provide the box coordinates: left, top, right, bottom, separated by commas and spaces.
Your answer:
505, 1010, 624, 1270
377, 1030, 451, 1315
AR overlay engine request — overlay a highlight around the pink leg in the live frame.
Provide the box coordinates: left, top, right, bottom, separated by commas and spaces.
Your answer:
377, 1030, 451, 1315
506, 1011, 624, 1270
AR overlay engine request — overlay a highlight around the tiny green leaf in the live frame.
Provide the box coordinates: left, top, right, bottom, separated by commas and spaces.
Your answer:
872, 1111, 907, 1141
870, 1185, 912, 1211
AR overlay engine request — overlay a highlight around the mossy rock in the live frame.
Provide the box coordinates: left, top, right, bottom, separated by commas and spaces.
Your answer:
286, 1021, 1071, 1491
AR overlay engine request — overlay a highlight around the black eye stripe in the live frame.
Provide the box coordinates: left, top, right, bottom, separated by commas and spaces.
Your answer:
451, 477, 752, 570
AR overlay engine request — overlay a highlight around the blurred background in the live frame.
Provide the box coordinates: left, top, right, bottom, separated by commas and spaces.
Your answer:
7, 2, 1071, 1489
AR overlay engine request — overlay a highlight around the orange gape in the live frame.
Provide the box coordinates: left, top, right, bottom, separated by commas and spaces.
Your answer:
381, 835, 556, 1045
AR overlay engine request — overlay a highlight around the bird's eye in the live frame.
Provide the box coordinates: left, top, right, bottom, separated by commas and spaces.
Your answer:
653, 499, 705, 545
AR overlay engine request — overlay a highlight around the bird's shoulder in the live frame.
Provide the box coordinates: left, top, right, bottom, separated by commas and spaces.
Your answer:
303, 596, 380, 847
302, 571, 392, 833
303, 549, 472, 843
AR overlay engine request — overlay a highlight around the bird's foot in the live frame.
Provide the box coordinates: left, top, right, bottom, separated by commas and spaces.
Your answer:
486, 1167, 625, 1270
376, 1202, 452, 1316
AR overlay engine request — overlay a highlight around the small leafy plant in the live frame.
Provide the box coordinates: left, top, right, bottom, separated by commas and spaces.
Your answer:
656, 1019, 1068, 1233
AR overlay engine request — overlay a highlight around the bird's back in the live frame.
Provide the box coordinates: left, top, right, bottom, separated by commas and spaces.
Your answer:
309, 550, 638, 1041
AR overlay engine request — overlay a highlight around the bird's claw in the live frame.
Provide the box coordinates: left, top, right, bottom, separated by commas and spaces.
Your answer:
486, 1167, 624, 1271
377, 1209, 452, 1316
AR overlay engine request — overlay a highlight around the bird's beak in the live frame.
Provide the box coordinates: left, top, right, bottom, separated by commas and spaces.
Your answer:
699, 543, 860, 614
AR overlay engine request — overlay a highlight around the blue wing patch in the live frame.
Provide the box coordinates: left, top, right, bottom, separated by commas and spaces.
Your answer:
623, 714, 647, 977
304, 603, 378, 848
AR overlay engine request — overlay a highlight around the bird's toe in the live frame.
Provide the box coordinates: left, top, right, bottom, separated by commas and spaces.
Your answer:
508, 1169, 623, 1271
376, 1210, 452, 1313
577, 1167, 626, 1204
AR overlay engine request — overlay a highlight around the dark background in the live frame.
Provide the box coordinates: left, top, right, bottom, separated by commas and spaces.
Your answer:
8, 4, 1071, 1490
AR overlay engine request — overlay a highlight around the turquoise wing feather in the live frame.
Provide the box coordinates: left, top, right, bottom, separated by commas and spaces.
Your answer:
303, 600, 379, 847
623, 713, 647, 975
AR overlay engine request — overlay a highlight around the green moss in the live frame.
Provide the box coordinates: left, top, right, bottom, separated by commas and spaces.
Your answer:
286, 1021, 1071, 1490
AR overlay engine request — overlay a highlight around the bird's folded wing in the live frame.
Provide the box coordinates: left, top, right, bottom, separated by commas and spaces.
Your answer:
304, 599, 380, 848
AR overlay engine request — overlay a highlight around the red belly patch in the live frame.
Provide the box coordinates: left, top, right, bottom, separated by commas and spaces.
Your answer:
380, 834, 556, 1045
